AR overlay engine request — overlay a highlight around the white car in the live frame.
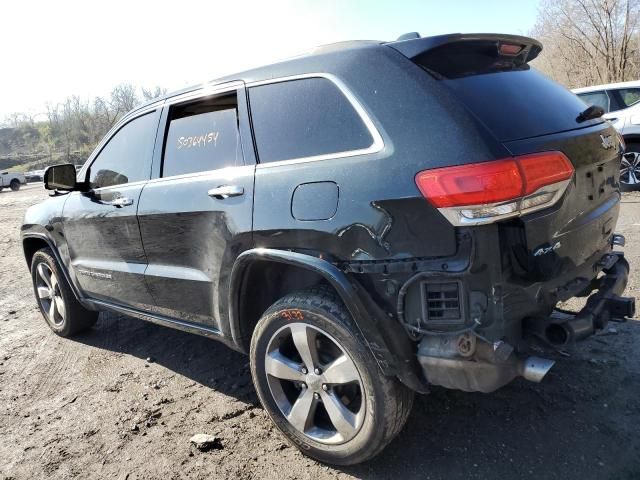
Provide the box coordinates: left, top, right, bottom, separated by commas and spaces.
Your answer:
573, 81, 640, 190
0, 171, 26, 191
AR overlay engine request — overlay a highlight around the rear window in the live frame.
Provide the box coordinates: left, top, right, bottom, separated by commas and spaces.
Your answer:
249, 77, 373, 163
439, 68, 602, 142
617, 88, 640, 108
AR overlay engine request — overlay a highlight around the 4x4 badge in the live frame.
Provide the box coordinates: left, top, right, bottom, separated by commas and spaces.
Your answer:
533, 242, 561, 257
600, 134, 615, 150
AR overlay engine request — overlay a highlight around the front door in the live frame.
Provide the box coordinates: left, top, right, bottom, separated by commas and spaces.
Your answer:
137, 86, 255, 329
63, 108, 161, 309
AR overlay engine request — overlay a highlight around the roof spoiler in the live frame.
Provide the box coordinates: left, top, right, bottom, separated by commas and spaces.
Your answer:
387, 33, 543, 78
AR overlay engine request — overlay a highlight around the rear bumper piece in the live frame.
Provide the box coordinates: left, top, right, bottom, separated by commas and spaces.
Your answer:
417, 336, 555, 393
416, 251, 634, 393
527, 252, 634, 347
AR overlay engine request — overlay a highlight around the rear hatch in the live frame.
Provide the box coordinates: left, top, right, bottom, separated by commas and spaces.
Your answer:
391, 34, 622, 282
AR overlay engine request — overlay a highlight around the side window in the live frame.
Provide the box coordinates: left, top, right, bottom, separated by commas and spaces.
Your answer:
249, 77, 374, 163
578, 91, 610, 112
89, 111, 159, 189
162, 92, 241, 177
616, 88, 640, 108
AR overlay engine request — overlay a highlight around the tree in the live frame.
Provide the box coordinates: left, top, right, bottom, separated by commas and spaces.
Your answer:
1, 83, 166, 170
141, 86, 167, 102
532, 0, 640, 87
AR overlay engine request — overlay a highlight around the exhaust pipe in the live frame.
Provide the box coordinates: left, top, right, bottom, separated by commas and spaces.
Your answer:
519, 356, 555, 383
544, 322, 572, 346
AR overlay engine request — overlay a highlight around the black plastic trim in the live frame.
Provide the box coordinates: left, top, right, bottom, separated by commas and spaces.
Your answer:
21, 233, 85, 303
229, 248, 430, 393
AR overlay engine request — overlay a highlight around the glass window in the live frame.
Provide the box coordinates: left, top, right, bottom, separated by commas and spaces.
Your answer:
616, 88, 640, 108
249, 77, 373, 163
163, 95, 241, 177
577, 91, 611, 112
89, 111, 158, 189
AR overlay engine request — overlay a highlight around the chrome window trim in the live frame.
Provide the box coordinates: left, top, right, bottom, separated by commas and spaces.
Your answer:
246, 73, 385, 168
146, 164, 254, 185
163, 80, 244, 107
81, 73, 385, 188
83, 83, 246, 191
160, 84, 245, 180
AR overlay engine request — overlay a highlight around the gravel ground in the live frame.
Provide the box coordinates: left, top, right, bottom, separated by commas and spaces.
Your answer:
1, 184, 639, 480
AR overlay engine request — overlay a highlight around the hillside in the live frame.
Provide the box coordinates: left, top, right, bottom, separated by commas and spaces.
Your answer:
0, 84, 165, 173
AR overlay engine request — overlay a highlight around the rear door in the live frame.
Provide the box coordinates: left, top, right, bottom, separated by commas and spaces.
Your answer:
63, 107, 161, 309
137, 83, 255, 329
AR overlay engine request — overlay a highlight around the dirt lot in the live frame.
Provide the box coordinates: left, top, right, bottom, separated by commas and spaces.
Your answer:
1, 184, 639, 480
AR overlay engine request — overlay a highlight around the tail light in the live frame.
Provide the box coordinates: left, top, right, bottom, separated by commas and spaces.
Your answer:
415, 152, 574, 226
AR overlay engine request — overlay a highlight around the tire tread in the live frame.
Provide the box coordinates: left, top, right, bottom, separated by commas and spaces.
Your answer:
31, 248, 97, 337
251, 285, 414, 465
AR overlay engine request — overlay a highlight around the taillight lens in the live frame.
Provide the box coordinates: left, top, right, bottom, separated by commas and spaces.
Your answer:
518, 152, 574, 195
416, 152, 574, 225
499, 43, 523, 56
416, 159, 522, 208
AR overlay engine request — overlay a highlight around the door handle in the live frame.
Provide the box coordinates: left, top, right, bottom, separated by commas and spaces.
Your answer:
109, 197, 134, 208
208, 185, 244, 199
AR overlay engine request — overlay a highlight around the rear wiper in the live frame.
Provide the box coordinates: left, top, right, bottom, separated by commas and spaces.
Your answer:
576, 105, 604, 123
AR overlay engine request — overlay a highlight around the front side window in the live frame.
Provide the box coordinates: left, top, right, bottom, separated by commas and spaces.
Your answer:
616, 88, 640, 108
162, 93, 241, 177
249, 77, 374, 163
578, 91, 610, 112
89, 111, 159, 189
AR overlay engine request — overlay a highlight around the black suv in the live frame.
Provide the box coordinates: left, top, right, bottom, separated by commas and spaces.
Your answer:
22, 33, 635, 465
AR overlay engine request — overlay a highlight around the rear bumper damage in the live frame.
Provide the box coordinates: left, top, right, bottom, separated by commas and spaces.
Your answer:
416, 250, 635, 393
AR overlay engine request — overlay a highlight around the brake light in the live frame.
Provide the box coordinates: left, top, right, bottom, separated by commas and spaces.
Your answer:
416, 159, 522, 208
518, 152, 574, 195
415, 152, 574, 225
499, 43, 523, 56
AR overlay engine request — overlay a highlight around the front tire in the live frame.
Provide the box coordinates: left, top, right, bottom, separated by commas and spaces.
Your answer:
621, 142, 640, 191
250, 287, 414, 465
10, 179, 20, 191
31, 248, 98, 337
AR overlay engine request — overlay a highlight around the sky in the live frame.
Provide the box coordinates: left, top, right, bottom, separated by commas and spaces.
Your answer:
0, 0, 540, 121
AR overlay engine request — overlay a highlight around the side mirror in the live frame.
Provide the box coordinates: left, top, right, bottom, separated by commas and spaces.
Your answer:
44, 164, 86, 191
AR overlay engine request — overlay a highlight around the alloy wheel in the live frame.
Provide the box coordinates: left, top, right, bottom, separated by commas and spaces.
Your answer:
620, 151, 640, 186
264, 322, 365, 444
35, 262, 65, 325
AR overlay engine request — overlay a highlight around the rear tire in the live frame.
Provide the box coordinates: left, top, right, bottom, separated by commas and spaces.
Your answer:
621, 142, 640, 191
9, 179, 20, 191
250, 286, 414, 465
31, 248, 98, 337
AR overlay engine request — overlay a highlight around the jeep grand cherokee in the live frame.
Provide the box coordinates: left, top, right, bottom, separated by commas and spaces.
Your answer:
22, 33, 635, 465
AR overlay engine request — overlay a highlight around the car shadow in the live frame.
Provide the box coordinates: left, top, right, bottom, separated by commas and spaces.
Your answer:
74, 312, 640, 480
74, 311, 259, 404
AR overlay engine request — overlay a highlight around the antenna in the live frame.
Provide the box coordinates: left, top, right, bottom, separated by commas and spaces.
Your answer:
396, 32, 421, 41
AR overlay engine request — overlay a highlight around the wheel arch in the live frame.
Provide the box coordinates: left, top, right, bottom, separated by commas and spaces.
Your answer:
228, 248, 429, 393
622, 134, 640, 146
22, 233, 83, 302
